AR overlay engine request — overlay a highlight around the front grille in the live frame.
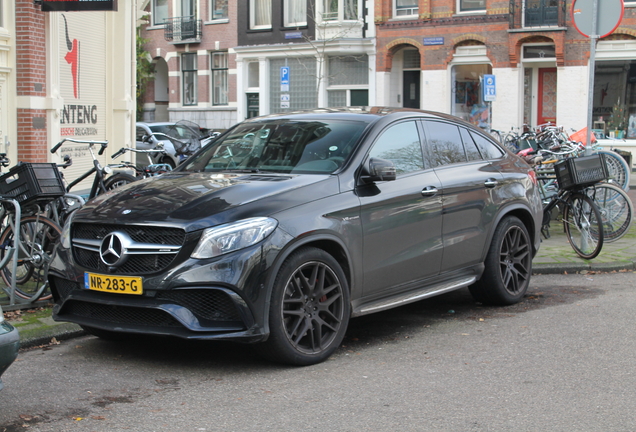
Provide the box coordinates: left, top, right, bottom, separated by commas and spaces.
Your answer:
157, 289, 242, 322
72, 223, 186, 275
65, 300, 182, 327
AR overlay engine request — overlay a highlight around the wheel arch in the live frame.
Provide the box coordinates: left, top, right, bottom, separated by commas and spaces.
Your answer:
261, 233, 355, 337
488, 204, 539, 257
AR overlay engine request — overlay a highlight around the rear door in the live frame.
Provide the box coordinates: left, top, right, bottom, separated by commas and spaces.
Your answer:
422, 121, 504, 273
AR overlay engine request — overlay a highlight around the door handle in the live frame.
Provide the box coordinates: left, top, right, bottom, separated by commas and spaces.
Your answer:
421, 186, 438, 197
484, 178, 499, 188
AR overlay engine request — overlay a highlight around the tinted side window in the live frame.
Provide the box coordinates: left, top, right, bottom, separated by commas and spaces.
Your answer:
368, 121, 424, 175
425, 121, 467, 167
469, 130, 504, 159
459, 127, 483, 161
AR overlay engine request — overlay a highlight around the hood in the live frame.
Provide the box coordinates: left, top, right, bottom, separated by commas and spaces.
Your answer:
75, 172, 338, 231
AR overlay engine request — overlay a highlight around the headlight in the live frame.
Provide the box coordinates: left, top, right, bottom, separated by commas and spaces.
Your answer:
191, 217, 278, 259
60, 211, 75, 249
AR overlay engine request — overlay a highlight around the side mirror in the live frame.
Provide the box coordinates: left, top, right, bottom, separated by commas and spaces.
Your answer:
361, 158, 397, 182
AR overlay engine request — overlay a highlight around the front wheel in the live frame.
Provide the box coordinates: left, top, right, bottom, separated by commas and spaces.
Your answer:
256, 247, 350, 366
469, 216, 532, 305
563, 193, 604, 259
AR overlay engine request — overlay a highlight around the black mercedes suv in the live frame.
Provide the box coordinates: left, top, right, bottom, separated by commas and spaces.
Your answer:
49, 108, 542, 365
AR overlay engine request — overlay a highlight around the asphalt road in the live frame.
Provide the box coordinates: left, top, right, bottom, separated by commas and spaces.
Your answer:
1, 272, 635, 432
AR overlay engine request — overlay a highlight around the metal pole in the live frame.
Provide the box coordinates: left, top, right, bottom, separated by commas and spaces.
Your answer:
585, 0, 599, 156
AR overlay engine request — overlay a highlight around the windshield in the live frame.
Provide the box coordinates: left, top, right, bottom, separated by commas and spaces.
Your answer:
181, 119, 368, 174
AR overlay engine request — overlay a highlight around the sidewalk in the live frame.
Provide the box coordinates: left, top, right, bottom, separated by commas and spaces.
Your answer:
2, 182, 636, 349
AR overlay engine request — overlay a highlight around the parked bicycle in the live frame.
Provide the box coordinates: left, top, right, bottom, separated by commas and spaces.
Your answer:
0, 154, 64, 303
110, 146, 172, 178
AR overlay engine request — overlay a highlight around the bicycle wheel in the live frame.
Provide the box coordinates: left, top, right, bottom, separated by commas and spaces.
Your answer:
596, 150, 630, 191
586, 183, 633, 242
563, 193, 604, 259
489, 129, 502, 143
503, 133, 519, 152
0, 215, 62, 301
103, 172, 138, 192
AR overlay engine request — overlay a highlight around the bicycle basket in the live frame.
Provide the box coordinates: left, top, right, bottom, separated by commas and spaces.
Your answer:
0, 163, 65, 204
554, 154, 608, 190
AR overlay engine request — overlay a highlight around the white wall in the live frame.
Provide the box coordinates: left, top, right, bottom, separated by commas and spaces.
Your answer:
490, 67, 521, 132
421, 70, 448, 112
556, 66, 589, 131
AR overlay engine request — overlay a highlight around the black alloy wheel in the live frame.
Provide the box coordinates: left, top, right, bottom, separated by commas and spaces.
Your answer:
257, 247, 350, 366
469, 216, 532, 305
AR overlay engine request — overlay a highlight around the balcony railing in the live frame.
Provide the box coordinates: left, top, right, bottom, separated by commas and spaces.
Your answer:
164, 16, 202, 43
509, 0, 566, 29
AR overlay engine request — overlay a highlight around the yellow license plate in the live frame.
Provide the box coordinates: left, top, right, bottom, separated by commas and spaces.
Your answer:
85, 273, 143, 295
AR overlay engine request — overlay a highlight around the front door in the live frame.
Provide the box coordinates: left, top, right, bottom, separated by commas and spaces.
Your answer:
403, 71, 420, 108
538, 68, 557, 125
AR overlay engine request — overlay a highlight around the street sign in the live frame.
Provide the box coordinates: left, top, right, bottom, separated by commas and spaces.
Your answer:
483, 74, 496, 102
572, 0, 624, 38
280, 67, 290, 92
281, 94, 290, 109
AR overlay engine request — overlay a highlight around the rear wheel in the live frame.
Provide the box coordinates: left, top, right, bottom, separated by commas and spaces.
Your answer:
103, 173, 138, 191
586, 183, 633, 242
469, 216, 532, 305
563, 193, 604, 259
256, 247, 350, 366
596, 150, 630, 191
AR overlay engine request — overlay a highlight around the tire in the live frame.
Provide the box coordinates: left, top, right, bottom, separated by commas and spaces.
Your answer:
563, 193, 604, 259
161, 157, 176, 170
0, 215, 62, 301
256, 247, 350, 366
469, 216, 532, 305
103, 173, 138, 191
585, 183, 633, 242
596, 150, 630, 191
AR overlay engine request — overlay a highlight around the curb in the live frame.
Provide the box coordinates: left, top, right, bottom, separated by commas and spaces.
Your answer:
18, 326, 86, 350
533, 260, 636, 275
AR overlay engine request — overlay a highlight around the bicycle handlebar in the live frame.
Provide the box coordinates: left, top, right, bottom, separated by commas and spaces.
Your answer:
51, 138, 109, 154
111, 147, 167, 159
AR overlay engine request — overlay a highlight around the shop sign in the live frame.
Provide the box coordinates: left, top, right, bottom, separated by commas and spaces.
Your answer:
41, 0, 118, 12
423, 37, 444, 46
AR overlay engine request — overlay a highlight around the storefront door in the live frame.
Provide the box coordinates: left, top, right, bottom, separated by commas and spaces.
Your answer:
403, 71, 420, 108
538, 68, 557, 125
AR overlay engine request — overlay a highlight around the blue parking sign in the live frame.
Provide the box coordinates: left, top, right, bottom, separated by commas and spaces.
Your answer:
483, 74, 496, 102
281, 67, 290, 92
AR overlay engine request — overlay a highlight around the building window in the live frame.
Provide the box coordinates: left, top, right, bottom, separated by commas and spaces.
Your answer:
394, 0, 418, 18
270, 58, 317, 112
248, 62, 260, 88
182, 53, 198, 106
250, 0, 272, 29
327, 55, 369, 107
451, 63, 492, 128
211, 0, 228, 20
322, 0, 359, 21
153, 0, 169, 26
211, 52, 228, 106
457, 0, 485, 13
284, 0, 307, 27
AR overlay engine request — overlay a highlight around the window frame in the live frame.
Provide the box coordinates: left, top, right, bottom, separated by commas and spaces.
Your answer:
322, 0, 359, 22
367, 120, 425, 176
152, 0, 169, 26
210, 0, 229, 21
393, 0, 419, 19
211, 52, 229, 106
284, 0, 307, 27
456, 0, 486, 14
181, 53, 198, 107
250, 0, 273, 30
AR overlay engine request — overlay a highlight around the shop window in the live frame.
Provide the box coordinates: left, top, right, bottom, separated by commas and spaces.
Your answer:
153, 0, 168, 26
250, 0, 272, 29
248, 62, 260, 88
450, 63, 492, 129
211, 52, 228, 105
593, 60, 636, 139
394, 0, 418, 18
182, 53, 197, 106
458, 0, 485, 12
284, 0, 307, 27
210, 0, 228, 21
